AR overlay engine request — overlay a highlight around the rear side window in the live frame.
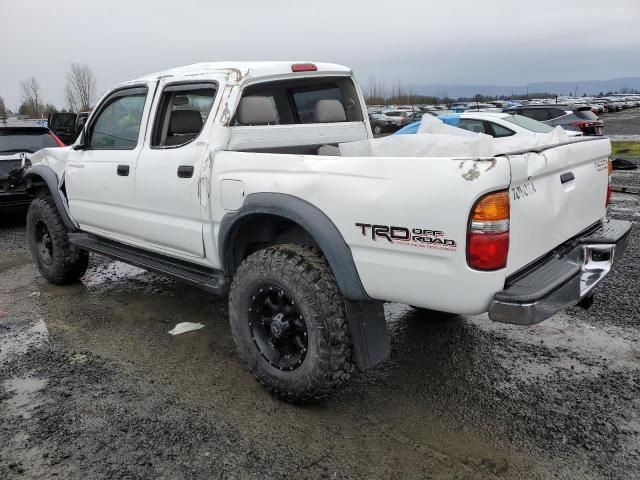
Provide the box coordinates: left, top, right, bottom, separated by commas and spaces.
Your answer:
575, 109, 599, 120
523, 109, 550, 121
503, 114, 554, 133
487, 122, 515, 138
292, 87, 343, 123
458, 118, 487, 134
0, 129, 58, 153
151, 83, 217, 147
547, 108, 567, 119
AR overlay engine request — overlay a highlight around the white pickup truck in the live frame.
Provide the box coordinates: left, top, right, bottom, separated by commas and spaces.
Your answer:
23, 62, 631, 402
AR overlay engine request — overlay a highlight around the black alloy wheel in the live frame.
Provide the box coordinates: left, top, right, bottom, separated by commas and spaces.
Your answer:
248, 285, 308, 371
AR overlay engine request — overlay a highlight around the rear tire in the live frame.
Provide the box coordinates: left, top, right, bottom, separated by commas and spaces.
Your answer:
26, 193, 88, 284
373, 124, 383, 134
229, 244, 355, 403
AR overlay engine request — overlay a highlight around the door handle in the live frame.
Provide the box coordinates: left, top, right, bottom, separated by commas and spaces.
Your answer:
117, 164, 129, 176
560, 172, 575, 184
177, 165, 194, 178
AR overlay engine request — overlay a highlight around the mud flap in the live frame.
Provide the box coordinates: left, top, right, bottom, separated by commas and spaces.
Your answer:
344, 300, 390, 371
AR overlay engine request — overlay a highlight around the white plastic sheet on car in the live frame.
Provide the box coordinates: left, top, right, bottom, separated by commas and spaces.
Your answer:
339, 115, 574, 158
168, 322, 205, 335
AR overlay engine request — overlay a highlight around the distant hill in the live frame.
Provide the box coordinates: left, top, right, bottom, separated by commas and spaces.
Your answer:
414, 77, 640, 98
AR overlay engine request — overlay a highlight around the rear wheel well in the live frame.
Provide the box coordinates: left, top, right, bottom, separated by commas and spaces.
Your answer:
226, 214, 321, 275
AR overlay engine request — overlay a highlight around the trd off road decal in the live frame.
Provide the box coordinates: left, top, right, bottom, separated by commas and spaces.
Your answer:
355, 223, 457, 252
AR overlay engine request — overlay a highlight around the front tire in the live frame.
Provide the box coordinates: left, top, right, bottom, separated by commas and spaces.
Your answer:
373, 124, 383, 134
229, 244, 355, 403
26, 193, 88, 284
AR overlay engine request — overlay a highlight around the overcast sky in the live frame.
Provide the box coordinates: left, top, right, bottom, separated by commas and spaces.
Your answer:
1, 0, 639, 109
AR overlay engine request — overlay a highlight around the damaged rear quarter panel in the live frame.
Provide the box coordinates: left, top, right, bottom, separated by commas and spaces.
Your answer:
211, 152, 511, 314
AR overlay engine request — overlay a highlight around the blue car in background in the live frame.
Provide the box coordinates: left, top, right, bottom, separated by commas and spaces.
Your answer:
392, 112, 574, 139
394, 114, 464, 135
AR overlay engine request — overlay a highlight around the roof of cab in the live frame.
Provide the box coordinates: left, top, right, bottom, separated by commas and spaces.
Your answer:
126, 61, 353, 85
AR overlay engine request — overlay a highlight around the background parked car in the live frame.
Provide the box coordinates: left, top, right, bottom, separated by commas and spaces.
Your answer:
1, 123, 64, 210
369, 110, 415, 134
393, 112, 582, 139
504, 104, 604, 136
47, 111, 91, 145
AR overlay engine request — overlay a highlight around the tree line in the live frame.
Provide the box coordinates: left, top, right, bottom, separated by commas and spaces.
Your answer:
363, 75, 640, 106
0, 63, 97, 120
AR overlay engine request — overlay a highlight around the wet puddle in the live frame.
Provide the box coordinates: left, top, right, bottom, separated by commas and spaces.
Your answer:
0, 318, 49, 363
2, 377, 47, 419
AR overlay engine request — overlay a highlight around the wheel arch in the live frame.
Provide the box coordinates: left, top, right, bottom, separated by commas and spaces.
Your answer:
219, 193, 370, 302
23, 164, 77, 231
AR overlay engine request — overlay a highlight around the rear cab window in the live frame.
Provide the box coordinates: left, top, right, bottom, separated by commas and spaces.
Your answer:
234, 76, 363, 126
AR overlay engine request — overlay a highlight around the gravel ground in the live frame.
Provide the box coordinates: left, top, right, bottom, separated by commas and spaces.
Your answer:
1, 147, 639, 479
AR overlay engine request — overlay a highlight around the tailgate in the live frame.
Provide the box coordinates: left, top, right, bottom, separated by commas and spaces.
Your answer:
506, 137, 611, 274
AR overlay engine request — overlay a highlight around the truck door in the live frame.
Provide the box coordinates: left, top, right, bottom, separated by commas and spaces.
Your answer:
132, 80, 218, 259
65, 84, 154, 241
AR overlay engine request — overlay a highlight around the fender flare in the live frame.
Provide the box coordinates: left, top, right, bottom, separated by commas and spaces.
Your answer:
23, 164, 77, 231
218, 192, 370, 302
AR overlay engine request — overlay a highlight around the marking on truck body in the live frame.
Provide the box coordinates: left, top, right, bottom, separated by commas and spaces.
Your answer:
594, 158, 608, 171
511, 182, 537, 201
355, 223, 457, 252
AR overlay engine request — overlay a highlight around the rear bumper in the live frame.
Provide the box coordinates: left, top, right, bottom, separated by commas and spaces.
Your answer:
489, 219, 632, 325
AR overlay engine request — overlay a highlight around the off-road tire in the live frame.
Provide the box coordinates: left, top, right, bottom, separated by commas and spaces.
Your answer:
26, 193, 88, 284
229, 244, 355, 403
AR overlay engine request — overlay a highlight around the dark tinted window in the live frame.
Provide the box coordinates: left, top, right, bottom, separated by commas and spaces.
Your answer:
292, 87, 343, 123
0, 129, 58, 153
51, 114, 76, 128
522, 108, 550, 121
547, 108, 567, 119
90, 91, 147, 149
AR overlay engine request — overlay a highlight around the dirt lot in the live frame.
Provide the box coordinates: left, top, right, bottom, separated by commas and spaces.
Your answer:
1, 150, 639, 479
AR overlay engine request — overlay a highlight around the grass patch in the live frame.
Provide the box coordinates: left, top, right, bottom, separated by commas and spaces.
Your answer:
611, 141, 640, 157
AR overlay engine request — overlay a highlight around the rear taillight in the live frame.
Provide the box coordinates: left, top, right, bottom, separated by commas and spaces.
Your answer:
569, 121, 596, 132
467, 191, 510, 270
606, 159, 612, 207
50, 132, 65, 147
